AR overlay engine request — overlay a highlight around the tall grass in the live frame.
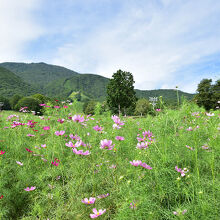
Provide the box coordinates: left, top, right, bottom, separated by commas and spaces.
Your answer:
0, 101, 219, 219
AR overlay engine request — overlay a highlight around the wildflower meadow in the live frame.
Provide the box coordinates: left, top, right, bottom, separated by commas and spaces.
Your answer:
0, 100, 219, 219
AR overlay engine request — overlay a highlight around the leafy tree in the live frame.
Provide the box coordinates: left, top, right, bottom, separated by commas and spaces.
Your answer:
9, 94, 23, 110
106, 69, 137, 115
134, 98, 152, 116
0, 96, 11, 110
211, 79, 220, 109
194, 79, 219, 110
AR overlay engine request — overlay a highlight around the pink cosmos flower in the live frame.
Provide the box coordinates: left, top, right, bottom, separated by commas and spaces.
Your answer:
115, 136, 124, 141
43, 126, 50, 130
69, 134, 81, 140
27, 134, 35, 137
41, 144, 46, 148
201, 145, 209, 150
186, 127, 193, 131
65, 141, 75, 148
112, 115, 124, 125
41, 158, 47, 162
173, 209, 187, 216
63, 105, 68, 108
72, 148, 91, 155
206, 112, 214, 116
97, 193, 109, 199
55, 130, 65, 136
39, 103, 46, 106
112, 124, 121, 129
109, 164, 117, 169
24, 186, 36, 191
186, 145, 194, 151
90, 208, 106, 219
100, 139, 115, 150
136, 142, 148, 149
130, 160, 142, 167
72, 115, 85, 123
16, 161, 23, 166
175, 166, 189, 177
93, 125, 103, 132
156, 109, 161, 112
141, 162, 152, 169
54, 106, 60, 109
82, 197, 96, 204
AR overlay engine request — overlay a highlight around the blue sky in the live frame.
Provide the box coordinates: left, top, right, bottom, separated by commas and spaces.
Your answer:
0, 0, 220, 93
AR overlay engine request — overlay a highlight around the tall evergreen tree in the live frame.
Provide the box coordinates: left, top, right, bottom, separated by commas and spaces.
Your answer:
194, 78, 220, 110
106, 69, 137, 115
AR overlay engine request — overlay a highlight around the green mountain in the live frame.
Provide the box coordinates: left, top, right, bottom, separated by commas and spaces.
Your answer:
0, 62, 195, 101
0, 62, 78, 89
0, 66, 38, 97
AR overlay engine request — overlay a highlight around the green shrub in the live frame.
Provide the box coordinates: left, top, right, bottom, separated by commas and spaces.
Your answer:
83, 100, 97, 115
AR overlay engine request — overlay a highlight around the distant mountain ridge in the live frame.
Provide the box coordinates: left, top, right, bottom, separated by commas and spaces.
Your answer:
0, 62, 195, 101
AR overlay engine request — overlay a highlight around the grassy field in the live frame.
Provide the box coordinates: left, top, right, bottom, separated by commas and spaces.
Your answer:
0, 101, 219, 219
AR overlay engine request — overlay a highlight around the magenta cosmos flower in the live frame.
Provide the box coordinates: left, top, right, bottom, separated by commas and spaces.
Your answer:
100, 139, 115, 150
24, 186, 36, 191
90, 208, 106, 219
115, 136, 124, 141
0, 150, 5, 155
43, 126, 50, 130
25, 148, 33, 153
55, 130, 65, 136
82, 197, 96, 204
51, 161, 59, 166
72, 115, 85, 123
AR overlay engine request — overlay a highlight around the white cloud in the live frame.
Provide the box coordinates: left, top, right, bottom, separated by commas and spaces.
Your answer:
51, 0, 220, 93
0, 0, 44, 62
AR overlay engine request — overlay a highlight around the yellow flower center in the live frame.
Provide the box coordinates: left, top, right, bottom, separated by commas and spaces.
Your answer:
97, 212, 100, 215
88, 201, 90, 204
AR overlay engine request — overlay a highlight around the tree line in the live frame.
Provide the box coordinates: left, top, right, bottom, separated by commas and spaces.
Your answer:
0, 70, 219, 115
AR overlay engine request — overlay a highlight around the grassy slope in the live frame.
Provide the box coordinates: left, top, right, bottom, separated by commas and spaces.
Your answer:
0, 102, 219, 219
